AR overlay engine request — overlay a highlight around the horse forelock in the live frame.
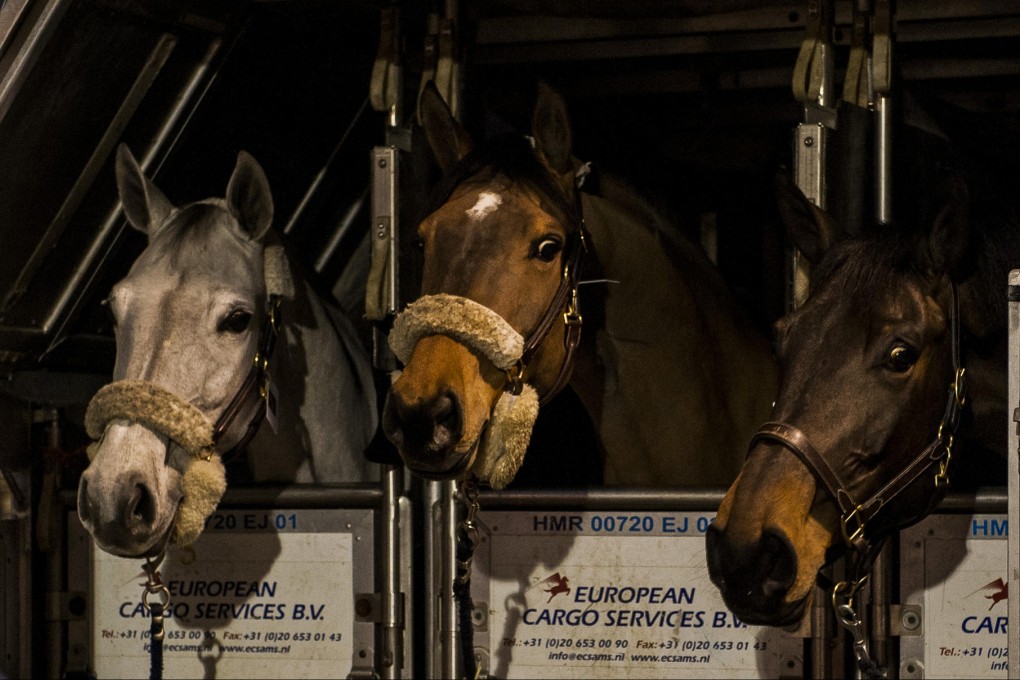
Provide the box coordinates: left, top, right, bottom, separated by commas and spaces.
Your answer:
143, 202, 262, 281
432, 135, 579, 232
811, 233, 925, 312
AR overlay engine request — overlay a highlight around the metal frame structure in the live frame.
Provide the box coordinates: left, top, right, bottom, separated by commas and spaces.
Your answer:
0, 1, 1016, 678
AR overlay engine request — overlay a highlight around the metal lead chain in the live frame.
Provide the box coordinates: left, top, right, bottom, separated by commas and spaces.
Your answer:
832, 577, 886, 679
142, 552, 170, 680
455, 480, 480, 584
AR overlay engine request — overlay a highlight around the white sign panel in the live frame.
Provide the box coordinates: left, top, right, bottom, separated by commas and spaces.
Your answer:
473, 511, 804, 679
900, 513, 1008, 679
91, 509, 366, 679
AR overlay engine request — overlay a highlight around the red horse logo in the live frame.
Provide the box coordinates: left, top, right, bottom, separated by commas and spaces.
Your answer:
970, 578, 1008, 610
533, 572, 571, 603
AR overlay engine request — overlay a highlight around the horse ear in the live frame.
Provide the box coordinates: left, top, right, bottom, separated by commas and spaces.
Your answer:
775, 172, 842, 264
531, 82, 573, 175
115, 143, 173, 237
419, 80, 474, 174
921, 174, 969, 276
226, 151, 274, 241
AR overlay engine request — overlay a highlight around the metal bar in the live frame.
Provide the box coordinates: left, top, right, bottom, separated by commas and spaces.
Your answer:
380, 465, 403, 679
5, 33, 179, 320
874, 94, 893, 225
366, 146, 399, 321
44, 410, 63, 680
473, 0, 1020, 46
18, 511, 31, 679
283, 97, 370, 236
314, 187, 368, 273
423, 479, 441, 678
220, 485, 383, 508
0, 0, 71, 125
473, 488, 1007, 512
42, 35, 226, 348
440, 480, 459, 680
0, 0, 32, 60
473, 15, 1020, 65
57, 485, 384, 510
477, 488, 727, 509
1008, 269, 1020, 680
869, 543, 893, 673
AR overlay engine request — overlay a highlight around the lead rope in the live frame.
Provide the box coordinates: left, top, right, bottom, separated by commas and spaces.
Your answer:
454, 480, 481, 679
142, 552, 170, 680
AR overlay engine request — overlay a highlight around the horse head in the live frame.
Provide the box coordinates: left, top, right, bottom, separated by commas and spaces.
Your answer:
77, 144, 277, 557
706, 173, 971, 625
382, 82, 583, 486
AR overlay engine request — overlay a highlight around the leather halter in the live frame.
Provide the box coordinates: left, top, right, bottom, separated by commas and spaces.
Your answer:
211, 294, 282, 461
429, 139, 591, 406
507, 226, 586, 406
750, 283, 966, 556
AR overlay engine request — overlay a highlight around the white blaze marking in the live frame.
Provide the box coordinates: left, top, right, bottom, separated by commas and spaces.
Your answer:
466, 191, 502, 221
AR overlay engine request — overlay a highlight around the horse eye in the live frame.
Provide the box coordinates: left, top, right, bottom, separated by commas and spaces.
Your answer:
886, 345, 918, 373
414, 238, 425, 252
534, 238, 562, 262
218, 309, 252, 334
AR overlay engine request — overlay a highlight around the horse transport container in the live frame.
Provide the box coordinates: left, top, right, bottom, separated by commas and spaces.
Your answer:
0, 1, 1017, 679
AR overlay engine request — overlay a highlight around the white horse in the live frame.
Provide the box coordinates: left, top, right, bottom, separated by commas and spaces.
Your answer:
77, 145, 377, 557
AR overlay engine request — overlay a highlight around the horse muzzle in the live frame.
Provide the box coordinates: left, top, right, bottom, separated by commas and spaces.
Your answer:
705, 523, 808, 626
77, 435, 182, 558
382, 387, 474, 477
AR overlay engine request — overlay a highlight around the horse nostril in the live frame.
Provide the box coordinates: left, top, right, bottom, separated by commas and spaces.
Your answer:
759, 528, 797, 597
705, 525, 727, 588
383, 389, 464, 458
77, 477, 92, 524
381, 394, 406, 447
429, 391, 462, 450
128, 482, 156, 528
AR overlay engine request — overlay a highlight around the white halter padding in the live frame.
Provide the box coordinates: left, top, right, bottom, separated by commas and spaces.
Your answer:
85, 380, 226, 547
389, 293, 523, 370
389, 293, 539, 489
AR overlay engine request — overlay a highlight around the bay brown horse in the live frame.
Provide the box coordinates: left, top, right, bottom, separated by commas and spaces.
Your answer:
706, 171, 1014, 626
382, 82, 777, 487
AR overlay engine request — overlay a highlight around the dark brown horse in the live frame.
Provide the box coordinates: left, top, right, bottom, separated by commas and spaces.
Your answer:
382, 83, 777, 488
705, 170, 1014, 626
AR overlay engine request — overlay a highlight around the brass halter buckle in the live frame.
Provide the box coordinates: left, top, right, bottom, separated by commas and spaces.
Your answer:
840, 503, 868, 547
504, 361, 525, 396
563, 286, 582, 327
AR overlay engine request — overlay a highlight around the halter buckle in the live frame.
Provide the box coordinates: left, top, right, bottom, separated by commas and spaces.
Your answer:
952, 367, 966, 406
840, 504, 867, 547
504, 362, 525, 396
563, 287, 582, 327
935, 441, 953, 488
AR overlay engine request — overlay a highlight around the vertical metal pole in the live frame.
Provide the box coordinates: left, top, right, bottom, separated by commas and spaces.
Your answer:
868, 544, 892, 672
1007, 270, 1020, 680
18, 505, 31, 679
439, 480, 460, 680
42, 409, 65, 680
873, 0, 894, 226
875, 95, 893, 225
424, 479, 441, 678
791, 2, 836, 676
380, 464, 403, 679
